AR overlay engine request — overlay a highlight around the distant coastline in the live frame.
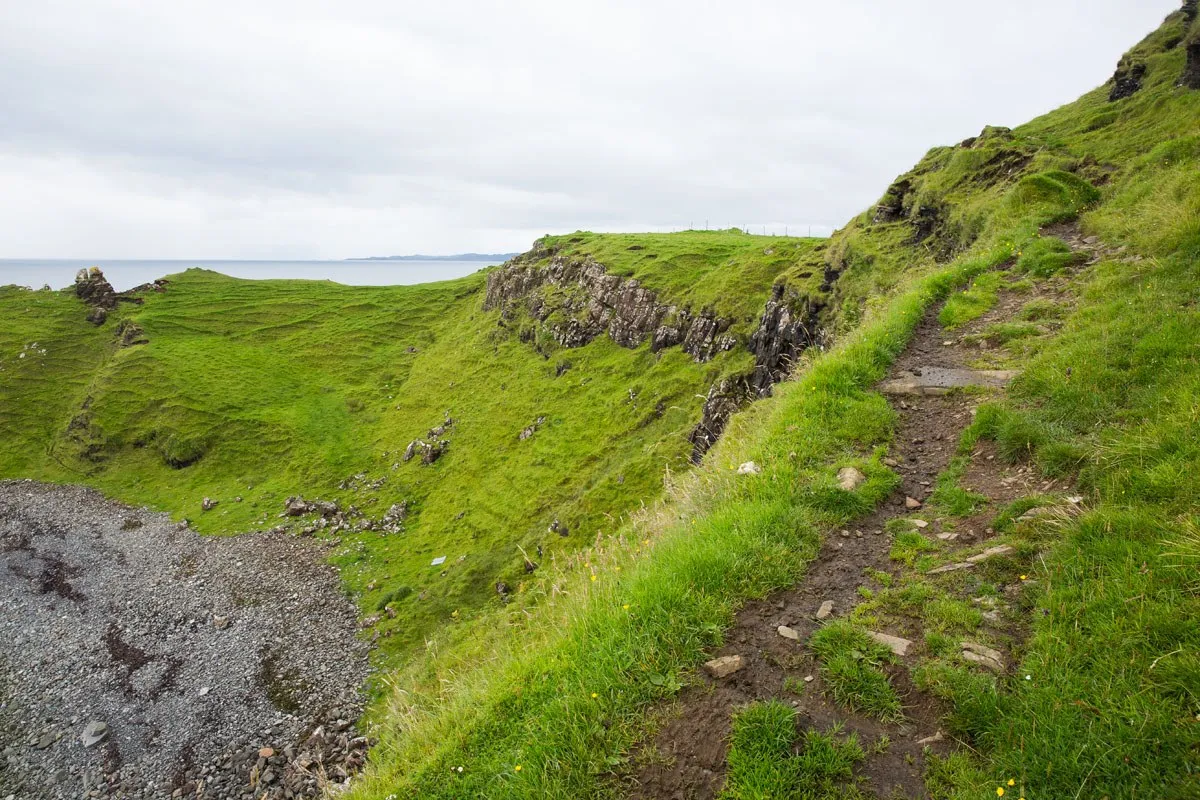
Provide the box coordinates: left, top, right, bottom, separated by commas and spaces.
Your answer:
345, 253, 519, 262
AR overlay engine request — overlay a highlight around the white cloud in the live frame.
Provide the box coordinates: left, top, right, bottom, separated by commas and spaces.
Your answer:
0, 0, 1180, 258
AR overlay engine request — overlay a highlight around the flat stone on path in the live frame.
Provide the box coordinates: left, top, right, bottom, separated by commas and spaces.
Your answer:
704, 655, 745, 678
961, 641, 1005, 671
868, 631, 913, 656
928, 562, 974, 575
816, 600, 835, 620
905, 497, 923, 509
966, 545, 1015, 564
881, 368, 1019, 396
777, 625, 801, 641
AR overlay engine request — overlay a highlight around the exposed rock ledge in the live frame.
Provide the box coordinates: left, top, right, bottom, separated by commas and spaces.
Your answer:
486, 243, 832, 462
484, 247, 737, 362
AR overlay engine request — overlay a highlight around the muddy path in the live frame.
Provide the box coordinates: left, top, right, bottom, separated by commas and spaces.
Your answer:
0, 481, 371, 800
628, 232, 1106, 799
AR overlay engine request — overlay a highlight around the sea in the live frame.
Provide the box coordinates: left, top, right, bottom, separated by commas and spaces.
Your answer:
0, 259, 504, 293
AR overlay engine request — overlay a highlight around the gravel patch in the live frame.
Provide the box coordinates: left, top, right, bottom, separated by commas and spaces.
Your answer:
0, 480, 371, 799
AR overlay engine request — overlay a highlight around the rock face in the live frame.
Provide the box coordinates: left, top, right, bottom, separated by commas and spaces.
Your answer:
1184, 0, 1198, 23
748, 283, 823, 394
484, 247, 737, 362
687, 377, 755, 463
74, 267, 118, 309
1183, 37, 1200, 89
490, 243, 835, 463
1109, 57, 1147, 101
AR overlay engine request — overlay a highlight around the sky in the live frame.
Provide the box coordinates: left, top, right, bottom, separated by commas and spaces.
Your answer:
0, 0, 1181, 260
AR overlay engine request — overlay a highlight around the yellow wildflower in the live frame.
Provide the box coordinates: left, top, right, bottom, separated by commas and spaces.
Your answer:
1008, 780, 1015, 787
997, 788, 1005, 797
591, 692, 598, 698
590, 575, 597, 582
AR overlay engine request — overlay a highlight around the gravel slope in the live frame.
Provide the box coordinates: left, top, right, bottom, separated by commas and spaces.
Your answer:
0, 480, 370, 799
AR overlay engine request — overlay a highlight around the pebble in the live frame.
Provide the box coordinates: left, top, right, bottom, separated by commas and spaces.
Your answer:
816, 601, 834, 620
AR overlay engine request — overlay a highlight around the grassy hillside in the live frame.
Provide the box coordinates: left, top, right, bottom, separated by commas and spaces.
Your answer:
0, 235, 818, 660
3, 5, 1198, 799
328, 5, 1196, 799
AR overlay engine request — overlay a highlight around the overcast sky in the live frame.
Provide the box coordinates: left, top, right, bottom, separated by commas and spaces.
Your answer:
0, 0, 1180, 259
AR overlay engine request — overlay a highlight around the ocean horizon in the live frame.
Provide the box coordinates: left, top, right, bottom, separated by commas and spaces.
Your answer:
0, 258, 503, 293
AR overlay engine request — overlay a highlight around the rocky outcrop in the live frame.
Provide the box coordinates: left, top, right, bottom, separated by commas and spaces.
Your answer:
485, 250, 736, 362
74, 268, 118, 309
1109, 57, 1147, 100
114, 319, 148, 347
687, 376, 755, 463
747, 284, 823, 395
1184, 0, 1198, 23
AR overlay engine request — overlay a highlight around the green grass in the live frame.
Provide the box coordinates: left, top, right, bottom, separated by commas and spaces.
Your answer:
721, 702, 865, 800
808, 621, 903, 722
938, 271, 1004, 329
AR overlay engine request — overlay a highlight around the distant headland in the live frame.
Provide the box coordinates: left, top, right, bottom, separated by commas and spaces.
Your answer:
345, 253, 519, 262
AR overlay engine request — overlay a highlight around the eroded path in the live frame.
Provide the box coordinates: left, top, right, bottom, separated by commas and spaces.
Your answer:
0, 481, 370, 800
631, 230, 1110, 799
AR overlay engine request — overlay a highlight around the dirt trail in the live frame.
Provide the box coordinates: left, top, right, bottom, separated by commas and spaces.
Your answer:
630, 229, 1110, 799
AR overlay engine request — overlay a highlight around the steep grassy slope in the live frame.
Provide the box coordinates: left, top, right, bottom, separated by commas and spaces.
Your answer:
330, 5, 1199, 798
0, 235, 818, 659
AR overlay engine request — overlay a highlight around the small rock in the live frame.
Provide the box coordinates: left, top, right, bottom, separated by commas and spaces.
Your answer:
81, 721, 109, 748
905, 497, 923, 509
911, 519, 929, 529
916, 731, 944, 746
936, 532, 959, 541
836, 467, 866, 491
201, 497, 218, 511
259, 747, 275, 758
867, 631, 912, 656
213, 615, 230, 629
36, 732, 54, 750
199, 686, 211, 696
703, 655, 745, 678
803, 675, 814, 683
736, 461, 762, 476
777, 626, 801, 641
816, 601, 834, 620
